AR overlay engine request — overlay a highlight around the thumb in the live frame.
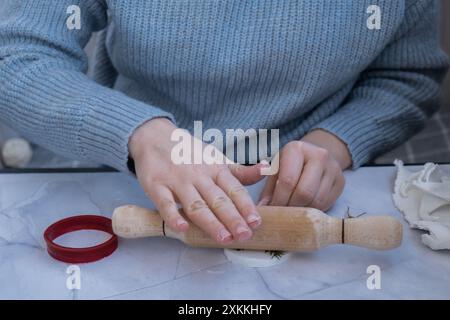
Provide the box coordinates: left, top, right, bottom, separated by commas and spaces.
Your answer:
228, 163, 267, 185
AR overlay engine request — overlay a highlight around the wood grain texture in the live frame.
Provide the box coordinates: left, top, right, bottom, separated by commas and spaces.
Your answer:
112, 205, 402, 251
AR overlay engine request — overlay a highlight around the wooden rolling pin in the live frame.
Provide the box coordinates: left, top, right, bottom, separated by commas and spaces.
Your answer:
112, 205, 402, 251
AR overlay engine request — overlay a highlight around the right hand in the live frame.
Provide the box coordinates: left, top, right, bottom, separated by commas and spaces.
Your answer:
129, 118, 265, 244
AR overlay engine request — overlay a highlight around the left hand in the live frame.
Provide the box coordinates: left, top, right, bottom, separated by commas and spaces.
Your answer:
258, 137, 347, 211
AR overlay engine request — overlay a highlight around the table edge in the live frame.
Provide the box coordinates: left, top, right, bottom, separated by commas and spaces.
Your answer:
1, 162, 449, 174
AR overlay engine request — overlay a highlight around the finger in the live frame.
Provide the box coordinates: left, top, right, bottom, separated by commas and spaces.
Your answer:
288, 160, 324, 207
149, 185, 189, 232
270, 147, 304, 206
216, 169, 261, 229
228, 163, 265, 185
308, 169, 335, 211
327, 173, 345, 210
258, 174, 277, 206
195, 178, 253, 241
174, 184, 233, 244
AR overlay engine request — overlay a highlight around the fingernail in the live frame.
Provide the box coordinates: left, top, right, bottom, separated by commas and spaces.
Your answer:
218, 229, 233, 243
236, 224, 252, 241
176, 219, 189, 231
247, 213, 261, 228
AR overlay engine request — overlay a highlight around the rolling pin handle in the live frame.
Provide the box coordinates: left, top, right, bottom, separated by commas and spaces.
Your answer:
343, 216, 403, 250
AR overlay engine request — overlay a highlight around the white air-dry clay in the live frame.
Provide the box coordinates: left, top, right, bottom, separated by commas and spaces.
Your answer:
224, 249, 291, 268
393, 160, 450, 250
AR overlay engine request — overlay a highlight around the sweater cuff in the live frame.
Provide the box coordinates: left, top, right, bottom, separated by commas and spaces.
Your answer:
310, 98, 420, 169
80, 92, 175, 172
310, 113, 375, 169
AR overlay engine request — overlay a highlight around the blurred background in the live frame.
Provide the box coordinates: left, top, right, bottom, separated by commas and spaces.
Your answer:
0, 1, 449, 169
376, 0, 450, 164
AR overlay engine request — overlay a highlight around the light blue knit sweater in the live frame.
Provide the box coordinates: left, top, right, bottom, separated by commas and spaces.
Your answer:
0, 0, 448, 172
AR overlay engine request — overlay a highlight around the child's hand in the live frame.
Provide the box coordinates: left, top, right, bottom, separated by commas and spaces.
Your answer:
129, 118, 265, 244
258, 130, 350, 211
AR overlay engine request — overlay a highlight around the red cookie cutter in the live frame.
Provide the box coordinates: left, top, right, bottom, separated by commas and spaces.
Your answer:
44, 215, 118, 263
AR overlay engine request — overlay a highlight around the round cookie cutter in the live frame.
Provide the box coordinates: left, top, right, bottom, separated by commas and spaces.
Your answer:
44, 215, 118, 263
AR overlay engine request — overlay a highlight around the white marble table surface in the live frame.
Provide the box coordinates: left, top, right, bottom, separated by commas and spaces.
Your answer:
1, 165, 449, 300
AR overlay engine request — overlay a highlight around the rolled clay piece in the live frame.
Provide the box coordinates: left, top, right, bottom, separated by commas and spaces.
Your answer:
393, 160, 450, 250
1, 138, 33, 168
393, 160, 450, 227
412, 221, 450, 250
224, 249, 291, 268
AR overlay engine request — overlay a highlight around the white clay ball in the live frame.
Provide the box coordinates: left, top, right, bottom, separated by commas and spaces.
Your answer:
2, 138, 33, 168
224, 249, 291, 268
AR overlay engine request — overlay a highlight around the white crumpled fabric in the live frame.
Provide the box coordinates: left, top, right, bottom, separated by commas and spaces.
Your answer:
393, 160, 450, 250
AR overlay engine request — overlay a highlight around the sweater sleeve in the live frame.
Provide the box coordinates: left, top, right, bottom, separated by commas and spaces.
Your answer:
0, 0, 175, 172
311, 0, 449, 169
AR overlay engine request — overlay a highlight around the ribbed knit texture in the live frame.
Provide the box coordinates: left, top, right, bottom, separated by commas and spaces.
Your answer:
0, 0, 448, 171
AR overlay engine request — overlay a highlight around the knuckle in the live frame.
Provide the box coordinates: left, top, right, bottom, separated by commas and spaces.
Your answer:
211, 195, 229, 210
178, 172, 200, 185
329, 160, 340, 172
286, 141, 303, 153
190, 164, 205, 175
147, 175, 167, 187
158, 197, 177, 212
296, 141, 308, 152
286, 140, 299, 149
315, 147, 329, 161
192, 176, 211, 188
228, 185, 247, 199
228, 163, 242, 174
297, 188, 315, 204
278, 175, 297, 189
213, 163, 226, 171
311, 196, 324, 209
215, 166, 230, 182
185, 200, 209, 219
